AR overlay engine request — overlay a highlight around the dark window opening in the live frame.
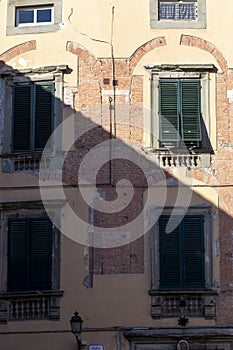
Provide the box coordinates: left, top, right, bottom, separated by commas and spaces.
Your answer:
12, 82, 54, 152
8, 218, 53, 292
159, 79, 202, 149
159, 215, 205, 289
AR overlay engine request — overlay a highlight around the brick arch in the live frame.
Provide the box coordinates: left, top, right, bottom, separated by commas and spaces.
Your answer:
129, 37, 167, 73
66, 41, 102, 79
0, 41, 36, 68
180, 34, 228, 73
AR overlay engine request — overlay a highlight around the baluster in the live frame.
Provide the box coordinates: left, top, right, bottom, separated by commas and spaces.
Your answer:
188, 298, 193, 316
10, 301, 15, 320
41, 298, 45, 317
170, 298, 174, 316
36, 158, 40, 170
31, 300, 36, 319
25, 300, 30, 319
15, 301, 20, 320
164, 297, 168, 316
175, 297, 179, 316
18, 300, 22, 319
197, 297, 201, 315
39, 298, 43, 318
46, 298, 49, 317
168, 297, 173, 316
36, 299, 40, 318
21, 300, 26, 320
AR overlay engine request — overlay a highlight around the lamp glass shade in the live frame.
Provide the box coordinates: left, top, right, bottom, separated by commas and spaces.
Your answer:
70, 311, 83, 335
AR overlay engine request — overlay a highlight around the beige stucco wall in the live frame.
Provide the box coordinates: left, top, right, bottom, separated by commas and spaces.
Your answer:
0, 1, 229, 349
0, 0, 232, 67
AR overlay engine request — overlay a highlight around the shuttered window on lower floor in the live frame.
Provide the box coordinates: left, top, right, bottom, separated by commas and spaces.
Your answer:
159, 79, 201, 147
159, 215, 205, 289
12, 82, 54, 152
8, 218, 52, 292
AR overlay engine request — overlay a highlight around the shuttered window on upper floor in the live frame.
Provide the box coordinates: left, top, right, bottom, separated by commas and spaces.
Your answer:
12, 82, 54, 152
159, 215, 205, 289
159, 79, 201, 147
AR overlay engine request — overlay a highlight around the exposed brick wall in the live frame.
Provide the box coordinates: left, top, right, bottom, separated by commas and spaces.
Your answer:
216, 294, 233, 325
129, 36, 167, 73
92, 237, 144, 275
65, 36, 233, 329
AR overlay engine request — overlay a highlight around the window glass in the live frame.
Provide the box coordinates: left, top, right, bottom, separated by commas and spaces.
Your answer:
37, 8, 52, 23
158, 1, 197, 21
16, 6, 53, 26
179, 3, 196, 20
18, 9, 34, 24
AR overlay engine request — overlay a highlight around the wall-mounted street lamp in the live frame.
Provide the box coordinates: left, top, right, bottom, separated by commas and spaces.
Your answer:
70, 311, 84, 350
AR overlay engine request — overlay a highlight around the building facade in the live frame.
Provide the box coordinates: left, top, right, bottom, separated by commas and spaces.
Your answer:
0, 1, 233, 349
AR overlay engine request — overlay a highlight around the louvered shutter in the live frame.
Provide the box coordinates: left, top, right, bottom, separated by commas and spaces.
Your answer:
30, 219, 52, 290
183, 216, 205, 288
181, 81, 201, 141
8, 220, 29, 291
159, 216, 181, 288
34, 83, 54, 150
13, 85, 32, 151
159, 81, 180, 142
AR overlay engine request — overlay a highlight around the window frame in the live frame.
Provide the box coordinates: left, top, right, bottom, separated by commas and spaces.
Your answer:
7, 0, 62, 35
2, 68, 64, 156
0, 201, 64, 322
150, 0, 206, 29
16, 6, 54, 27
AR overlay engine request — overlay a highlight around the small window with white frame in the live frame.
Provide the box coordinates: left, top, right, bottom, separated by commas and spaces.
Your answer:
16, 6, 54, 27
150, 0, 206, 29
7, 0, 62, 35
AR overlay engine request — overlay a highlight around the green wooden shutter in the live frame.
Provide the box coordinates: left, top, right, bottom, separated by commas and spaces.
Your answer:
159, 81, 180, 142
181, 81, 201, 141
34, 83, 54, 150
30, 219, 52, 290
159, 216, 181, 288
183, 215, 205, 288
8, 220, 29, 291
13, 85, 32, 151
